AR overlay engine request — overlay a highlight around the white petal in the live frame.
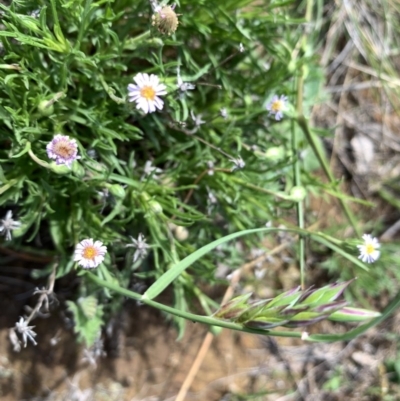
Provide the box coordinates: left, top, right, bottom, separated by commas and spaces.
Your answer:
148, 100, 156, 113
149, 74, 159, 86
127, 83, 138, 92
138, 98, 150, 114
153, 97, 164, 110
134, 73, 146, 86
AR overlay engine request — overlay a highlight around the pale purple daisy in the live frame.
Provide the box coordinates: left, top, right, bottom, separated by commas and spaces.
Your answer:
266, 95, 288, 121
357, 234, 380, 263
46, 134, 79, 167
74, 238, 107, 269
127, 73, 167, 114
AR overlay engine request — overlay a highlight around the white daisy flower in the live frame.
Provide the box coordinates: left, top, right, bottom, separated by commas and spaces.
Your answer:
357, 234, 380, 263
74, 238, 107, 269
266, 95, 288, 121
127, 73, 167, 114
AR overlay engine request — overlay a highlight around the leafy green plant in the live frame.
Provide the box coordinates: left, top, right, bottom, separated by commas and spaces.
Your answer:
0, 0, 394, 351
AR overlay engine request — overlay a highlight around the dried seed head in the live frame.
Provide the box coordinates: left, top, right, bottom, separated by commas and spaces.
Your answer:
152, 6, 180, 36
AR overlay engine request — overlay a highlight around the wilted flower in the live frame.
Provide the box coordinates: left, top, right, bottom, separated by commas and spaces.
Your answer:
357, 234, 380, 263
0, 210, 21, 241
220, 108, 228, 119
301, 331, 309, 340
177, 66, 196, 93
142, 160, 163, 181
30, 9, 40, 18
126, 233, 150, 263
190, 110, 206, 127
179, 81, 196, 92
46, 134, 79, 167
207, 188, 217, 204
152, 5, 180, 35
229, 156, 245, 172
74, 239, 107, 269
82, 335, 106, 368
207, 160, 215, 176
127, 73, 167, 114
15, 317, 37, 347
266, 95, 288, 121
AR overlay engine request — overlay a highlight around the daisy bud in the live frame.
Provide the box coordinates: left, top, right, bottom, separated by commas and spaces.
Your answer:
49, 163, 71, 175
72, 161, 85, 178
38, 100, 54, 116
149, 200, 163, 214
108, 184, 126, 199
289, 186, 307, 202
265, 146, 285, 162
174, 225, 189, 241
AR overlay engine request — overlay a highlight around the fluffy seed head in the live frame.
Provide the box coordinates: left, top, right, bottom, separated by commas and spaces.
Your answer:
152, 6, 179, 35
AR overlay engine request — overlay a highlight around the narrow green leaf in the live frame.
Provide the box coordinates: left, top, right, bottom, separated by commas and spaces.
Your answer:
142, 227, 277, 300
313, 236, 369, 271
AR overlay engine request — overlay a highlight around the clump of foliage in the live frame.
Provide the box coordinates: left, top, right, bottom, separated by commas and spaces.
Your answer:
0, 0, 387, 349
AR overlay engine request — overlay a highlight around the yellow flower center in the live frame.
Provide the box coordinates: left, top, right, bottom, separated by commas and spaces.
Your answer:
140, 86, 156, 101
271, 100, 283, 112
83, 246, 98, 260
54, 141, 75, 158
365, 243, 375, 255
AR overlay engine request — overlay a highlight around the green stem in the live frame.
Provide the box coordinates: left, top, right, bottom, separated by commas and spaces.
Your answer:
28, 148, 51, 168
230, 177, 297, 201
99, 76, 125, 104
297, 116, 361, 237
294, 73, 305, 289
123, 30, 152, 51
86, 272, 302, 339
86, 272, 400, 343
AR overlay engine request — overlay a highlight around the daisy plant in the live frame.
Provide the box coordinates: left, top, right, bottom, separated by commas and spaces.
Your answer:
0, 0, 396, 355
